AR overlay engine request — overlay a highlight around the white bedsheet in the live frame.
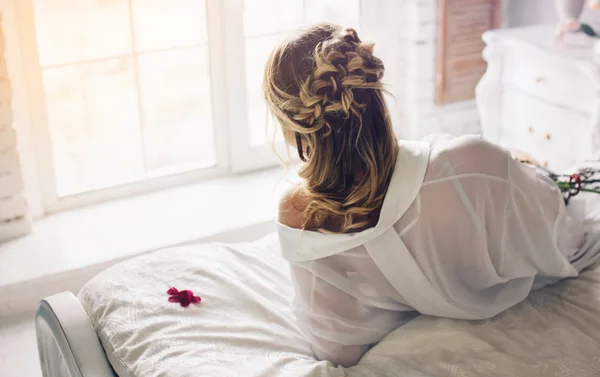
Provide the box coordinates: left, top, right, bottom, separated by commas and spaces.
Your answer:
79, 233, 600, 377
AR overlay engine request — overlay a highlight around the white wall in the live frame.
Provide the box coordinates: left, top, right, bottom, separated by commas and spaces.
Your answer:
388, 0, 600, 141
1, 0, 43, 219
507, 0, 599, 27
364, 0, 481, 141
506, 0, 557, 26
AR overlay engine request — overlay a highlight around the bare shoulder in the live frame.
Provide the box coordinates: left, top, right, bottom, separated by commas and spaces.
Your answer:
278, 184, 308, 229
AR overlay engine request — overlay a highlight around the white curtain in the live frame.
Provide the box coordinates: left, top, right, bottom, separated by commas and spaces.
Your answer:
0, 16, 31, 242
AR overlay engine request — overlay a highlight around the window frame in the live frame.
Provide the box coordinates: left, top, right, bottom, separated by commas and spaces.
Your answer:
12, 0, 365, 214
14, 0, 235, 213
221, 0, 289, 173
222, 0, 367, 172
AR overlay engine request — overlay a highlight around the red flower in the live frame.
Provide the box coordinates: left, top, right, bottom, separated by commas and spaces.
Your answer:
569, 173, 582, 196
167, 287, 201, 307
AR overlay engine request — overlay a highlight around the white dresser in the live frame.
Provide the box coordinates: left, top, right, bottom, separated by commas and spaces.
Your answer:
477, 25, 600, 173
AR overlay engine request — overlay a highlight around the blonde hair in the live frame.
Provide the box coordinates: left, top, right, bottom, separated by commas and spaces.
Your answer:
263, 23, 398, 233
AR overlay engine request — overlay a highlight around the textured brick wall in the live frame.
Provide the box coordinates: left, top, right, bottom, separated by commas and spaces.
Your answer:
0, 11, 31, 242
405, 0, 481, 139
366, 0, 482, 140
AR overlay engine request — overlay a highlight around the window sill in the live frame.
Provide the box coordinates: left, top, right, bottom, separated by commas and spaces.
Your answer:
0, 166, 298, 318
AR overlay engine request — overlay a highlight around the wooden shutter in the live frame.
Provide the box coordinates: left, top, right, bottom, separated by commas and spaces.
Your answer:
436, 0, 502, 105
0, 12, 31, 242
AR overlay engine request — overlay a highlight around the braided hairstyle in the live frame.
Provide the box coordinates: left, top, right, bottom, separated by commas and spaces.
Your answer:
263, 23, 399, 233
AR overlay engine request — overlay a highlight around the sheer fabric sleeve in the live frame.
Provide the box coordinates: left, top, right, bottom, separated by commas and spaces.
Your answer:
288, 264, 410, 367
407, 135, 580, 319
457, 137, 580, 294
439, 135, 578, 274
503, 143, 583, 276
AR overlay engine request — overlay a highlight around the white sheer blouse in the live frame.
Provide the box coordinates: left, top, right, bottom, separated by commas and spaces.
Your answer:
276, 134, 600, 367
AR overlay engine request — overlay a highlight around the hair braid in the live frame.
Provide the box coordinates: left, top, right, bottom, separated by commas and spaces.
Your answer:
263, 23, 398, 233
293, 28, 385, 135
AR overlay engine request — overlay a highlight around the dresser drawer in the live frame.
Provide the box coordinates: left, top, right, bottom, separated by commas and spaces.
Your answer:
502, 51, 594, 115
499, 90, 588, 173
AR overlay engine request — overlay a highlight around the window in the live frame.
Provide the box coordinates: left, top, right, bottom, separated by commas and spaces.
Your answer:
15, 0, 362, 212
242, 0, 361, 147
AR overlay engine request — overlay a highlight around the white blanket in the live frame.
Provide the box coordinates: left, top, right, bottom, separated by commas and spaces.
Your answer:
79, 233, 600, 377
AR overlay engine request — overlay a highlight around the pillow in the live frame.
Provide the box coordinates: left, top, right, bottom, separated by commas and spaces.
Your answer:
78, 234, 337, 377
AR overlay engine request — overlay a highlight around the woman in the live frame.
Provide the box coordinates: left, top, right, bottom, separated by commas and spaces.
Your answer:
263, 23, 600, 367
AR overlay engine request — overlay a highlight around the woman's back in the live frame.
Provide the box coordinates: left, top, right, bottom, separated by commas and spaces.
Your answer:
262, 22, 598, 368
278, 134, 588, 367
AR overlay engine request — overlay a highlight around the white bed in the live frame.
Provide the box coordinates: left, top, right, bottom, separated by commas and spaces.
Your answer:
36, 232, 600, 377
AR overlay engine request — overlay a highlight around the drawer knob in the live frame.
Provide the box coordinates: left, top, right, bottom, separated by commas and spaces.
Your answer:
535, 76, 545, 83
528, 126, 533, 133
545, 133, 552, 140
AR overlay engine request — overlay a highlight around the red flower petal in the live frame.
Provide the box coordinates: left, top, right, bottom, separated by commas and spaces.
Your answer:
167, 287, 179, 295
166, 287, 201, 307
179, 290, 192, 307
